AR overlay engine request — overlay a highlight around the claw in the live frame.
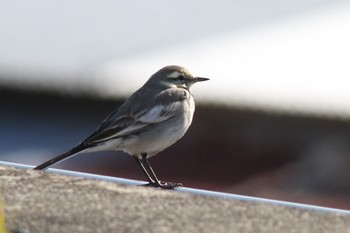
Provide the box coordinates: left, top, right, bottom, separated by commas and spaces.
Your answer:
143, 181, 183, 189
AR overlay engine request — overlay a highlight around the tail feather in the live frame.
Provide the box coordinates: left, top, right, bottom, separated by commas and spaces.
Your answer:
33, 145, 88, 170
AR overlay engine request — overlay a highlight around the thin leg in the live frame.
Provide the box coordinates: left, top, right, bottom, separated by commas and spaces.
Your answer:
140, 154, 161, 183
139, 154, 183, 189
133, 156, 155, 184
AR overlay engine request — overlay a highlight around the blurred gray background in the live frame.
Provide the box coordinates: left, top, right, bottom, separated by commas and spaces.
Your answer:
1, 0, 350, 209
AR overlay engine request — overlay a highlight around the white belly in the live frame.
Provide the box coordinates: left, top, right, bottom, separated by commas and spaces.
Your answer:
120, 95, 195, 157
85, 94, 195, 158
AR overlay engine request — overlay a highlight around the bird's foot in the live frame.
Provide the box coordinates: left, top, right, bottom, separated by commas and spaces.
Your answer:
143, 181, 183, 189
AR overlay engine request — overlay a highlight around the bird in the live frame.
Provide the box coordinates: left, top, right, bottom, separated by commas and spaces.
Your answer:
34, 65, 209, 189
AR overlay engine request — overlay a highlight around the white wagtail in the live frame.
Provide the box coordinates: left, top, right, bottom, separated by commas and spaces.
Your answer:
34, 65, 209, 189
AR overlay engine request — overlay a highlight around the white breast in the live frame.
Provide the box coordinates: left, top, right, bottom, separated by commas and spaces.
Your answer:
121, 91, 196, 157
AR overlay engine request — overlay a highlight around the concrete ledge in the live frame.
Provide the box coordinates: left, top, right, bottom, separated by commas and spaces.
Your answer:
0, 166, 349, 233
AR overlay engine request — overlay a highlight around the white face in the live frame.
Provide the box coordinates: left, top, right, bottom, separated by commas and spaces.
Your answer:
152, 66, 208, 89
166, 71, 191, 89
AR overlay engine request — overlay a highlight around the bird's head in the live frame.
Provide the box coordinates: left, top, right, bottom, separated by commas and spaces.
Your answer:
149, 65, 209, 90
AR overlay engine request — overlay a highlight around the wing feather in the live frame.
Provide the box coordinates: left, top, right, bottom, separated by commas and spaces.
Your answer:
82, 100, 183, 145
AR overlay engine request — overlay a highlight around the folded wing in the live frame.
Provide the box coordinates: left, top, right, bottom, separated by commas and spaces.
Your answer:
82, 97, 183, 146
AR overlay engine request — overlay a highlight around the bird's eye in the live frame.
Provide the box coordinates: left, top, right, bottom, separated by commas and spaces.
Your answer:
177, 75, 185, 81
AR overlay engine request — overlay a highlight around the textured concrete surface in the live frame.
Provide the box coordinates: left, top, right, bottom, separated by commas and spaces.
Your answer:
0, 166, 349, 233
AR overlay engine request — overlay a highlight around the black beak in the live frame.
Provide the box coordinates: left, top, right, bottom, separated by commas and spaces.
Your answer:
195, 77, 210, 82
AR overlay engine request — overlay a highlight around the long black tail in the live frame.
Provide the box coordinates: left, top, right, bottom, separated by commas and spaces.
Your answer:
33, 145, 88, 171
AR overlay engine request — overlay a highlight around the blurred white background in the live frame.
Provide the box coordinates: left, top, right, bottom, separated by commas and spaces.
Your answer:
1, 0, 350, 115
